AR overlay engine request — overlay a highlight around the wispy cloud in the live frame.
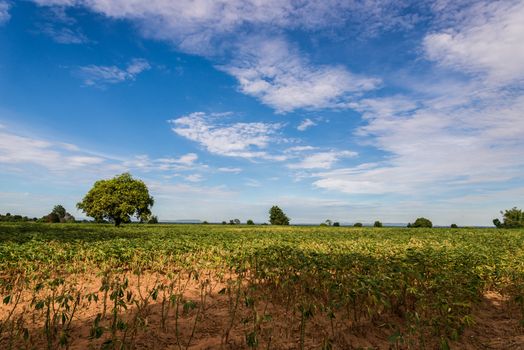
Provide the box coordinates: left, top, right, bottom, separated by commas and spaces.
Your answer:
77, 58, 151, 87
288, 150, 357, 170
217, 167, 242, 174
0, 1, 10, 25
169, 112, 285, 160
297, 118, 316, 131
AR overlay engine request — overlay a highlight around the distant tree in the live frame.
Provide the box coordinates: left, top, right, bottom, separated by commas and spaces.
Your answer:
320, 223, 328, 227
374, 221, 383, 227
353, 222, 363, 227
333, 222, 340, 227
221, 221, 227, 225
493, 207, 524, 228
77, 173, 154, 226
234, 218, 241, 225
52, 205, 67, 220
246, 219, 255, 225
409, 217, 433, 228
450, 223, 458, 228
202, 221, 209, 225
148, 215, 159, 224
325, 219, 332, 226
269, 206, 290, 225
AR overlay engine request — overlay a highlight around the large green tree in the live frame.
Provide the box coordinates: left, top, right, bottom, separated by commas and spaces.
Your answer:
269, 206, 290, 225
493, 207, 524, 228
77, 173, 154, 226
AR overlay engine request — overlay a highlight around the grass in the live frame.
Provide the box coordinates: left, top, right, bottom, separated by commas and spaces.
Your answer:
1, 223, 524, 349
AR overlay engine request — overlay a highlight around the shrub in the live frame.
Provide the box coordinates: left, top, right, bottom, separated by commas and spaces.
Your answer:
333, 222, 340, 227
374, 221, 383, 227
353, 222, 363, 227
148, 215, 159, 224
246, 219, 255, 225
451, 224, 458, 228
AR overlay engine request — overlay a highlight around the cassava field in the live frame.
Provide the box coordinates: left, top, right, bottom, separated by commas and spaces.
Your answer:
1, 223, 524, 349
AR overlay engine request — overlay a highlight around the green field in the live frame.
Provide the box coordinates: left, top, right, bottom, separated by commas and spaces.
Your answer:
1, 223, 524, 349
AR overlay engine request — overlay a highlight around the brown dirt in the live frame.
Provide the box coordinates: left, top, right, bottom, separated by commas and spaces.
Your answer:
1, 273, 523, 349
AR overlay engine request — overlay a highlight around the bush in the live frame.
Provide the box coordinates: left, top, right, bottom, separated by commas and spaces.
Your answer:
333, 222, 340, 227
353, 222, 363, 227
374, 221, 383, 227
409, 217, 433, 228
221, 221, 227, 225
148, 215, 159, 224
246, 219, 255, 225
493, 207, 524, 228
451, 224, 458, 228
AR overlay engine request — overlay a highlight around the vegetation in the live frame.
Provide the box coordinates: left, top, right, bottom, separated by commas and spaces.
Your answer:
246, 219, 255, 225
493, 207, 524, 228
77, 173, 154, 226
269, 205, 289, 225
333, 222, 340, 227
353, 222, 363, 227
0, 213, 36, 222
42, 205, 75, 223
374, 220, 383, 227
451, 223, 458, 228
0, 223, 524, 349
408, 217, 433, 228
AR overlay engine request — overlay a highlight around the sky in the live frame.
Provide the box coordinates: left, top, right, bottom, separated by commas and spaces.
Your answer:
0, 0, 523, 225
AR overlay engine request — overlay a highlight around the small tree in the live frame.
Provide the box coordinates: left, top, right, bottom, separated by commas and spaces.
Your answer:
493, 207, 524, 228
246, 219, 255, 225
77, 173, 154, 226
451, 224, 458, 228
374, 221, 383, 227
325, 219, 332, 226
353, 222, 363, 227
148, 215, 159, 224
269, 206, 289, 225
333, 222, 340, 227
409, 217, 433, 228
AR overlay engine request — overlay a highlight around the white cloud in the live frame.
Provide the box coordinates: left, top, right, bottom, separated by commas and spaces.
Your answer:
284, 145, 317, 153
297, 118, 316, 131
0, 1, 10, 25
424, 0, 524, 84
217, 167, 242, 174
221, 37, 380, 112
313, 91, 524, 196
169, 112, 284, 159
244, 178, 261, 187
78, 58, 151, 87
288, 150, 357, 170
185, 173, 203, 182
31, 1, 387, 112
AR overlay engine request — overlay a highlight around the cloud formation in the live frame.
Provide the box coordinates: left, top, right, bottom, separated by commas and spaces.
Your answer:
169, 112, 285, 160
78, 58, 151, 87
424, 0, 524, 84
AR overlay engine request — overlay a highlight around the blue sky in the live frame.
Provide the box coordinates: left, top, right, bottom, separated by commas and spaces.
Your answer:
1, 0, 523, 225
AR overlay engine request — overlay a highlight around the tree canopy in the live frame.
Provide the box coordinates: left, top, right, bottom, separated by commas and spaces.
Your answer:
77, 173, 154, 226
269, 206, 290, 225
